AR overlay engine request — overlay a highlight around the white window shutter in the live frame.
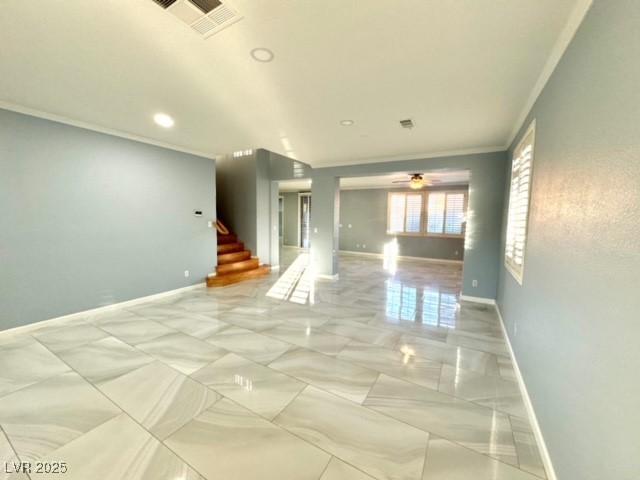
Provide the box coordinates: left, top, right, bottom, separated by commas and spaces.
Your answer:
505, 121, 535, 283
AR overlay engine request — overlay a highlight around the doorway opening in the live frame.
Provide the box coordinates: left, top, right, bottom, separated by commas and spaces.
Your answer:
299, 193, 312, 249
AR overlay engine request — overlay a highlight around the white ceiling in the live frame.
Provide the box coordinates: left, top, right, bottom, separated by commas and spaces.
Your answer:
0, 0, 588, 166
279, 170, 470, 192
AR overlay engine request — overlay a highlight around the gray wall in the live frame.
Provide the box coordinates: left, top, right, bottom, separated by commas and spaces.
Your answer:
0, 108, 216, 331
496, 2, 640, 479
282, 192, 300, 246
339, 187, 466, 260
312, 152, 505, 298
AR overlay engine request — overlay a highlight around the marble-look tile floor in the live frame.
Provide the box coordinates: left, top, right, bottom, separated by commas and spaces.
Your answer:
0, 249, 547, 480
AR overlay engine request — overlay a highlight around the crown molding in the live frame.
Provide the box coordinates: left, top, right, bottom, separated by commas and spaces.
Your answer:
0, 101, 216, 160
506, 0, 593, 148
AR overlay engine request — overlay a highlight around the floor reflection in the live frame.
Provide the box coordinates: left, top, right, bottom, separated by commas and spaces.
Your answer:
385, 279, 459, 328
266, 253, 314, 304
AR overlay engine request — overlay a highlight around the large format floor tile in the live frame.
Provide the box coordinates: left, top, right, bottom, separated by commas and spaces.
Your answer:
337, 341, 441, 390
438, 364, 526, 417
1, 430, 29, 479
262, 323, 352, 356
192, 353, 305, 419
396, 334, 500, 376
320, 457, 376, 480
364, 374, 518, 466
166, 398, 330, 480
33, 323, 109, 352
275, 386, 429, 480
422, 437, 541, 480
320, 318, 401, 348
158, 313, 229, 339
206, 326, 292, 364
269, 348, 379, 403
0, 372, 120, 462
56, 336, 153, 385
38, 414, 203, 480
99, 361, 220, 439
0, 250, 546, 480
510, 416, 547, 478
134, 332, 227, 375
99, 318, 176, 344
0, 339, 70, 397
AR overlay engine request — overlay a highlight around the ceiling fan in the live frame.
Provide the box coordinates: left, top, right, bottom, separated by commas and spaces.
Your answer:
392, 173, 440, 190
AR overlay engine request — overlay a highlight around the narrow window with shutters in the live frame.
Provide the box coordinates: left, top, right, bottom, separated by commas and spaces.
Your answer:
404, 194, 423, 233
505, 120, 535, 284
426, 191, 467, 236
388, 193, 406, 233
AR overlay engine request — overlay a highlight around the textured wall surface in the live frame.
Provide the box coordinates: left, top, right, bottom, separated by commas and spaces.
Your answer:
497, 2, 640, 479
0, 109, 216, 330
339, 188, 465, 260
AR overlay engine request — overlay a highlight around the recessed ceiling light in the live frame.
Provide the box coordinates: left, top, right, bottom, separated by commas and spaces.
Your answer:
250, 48, 274, 63
340, 120, 354, 126
153, 113, 174, 128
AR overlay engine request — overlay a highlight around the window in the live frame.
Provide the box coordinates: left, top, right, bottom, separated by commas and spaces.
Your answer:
387, 192, 423, 234
426, 191, 466, 236
505, 120, 535, 284
387, 190, 467, 237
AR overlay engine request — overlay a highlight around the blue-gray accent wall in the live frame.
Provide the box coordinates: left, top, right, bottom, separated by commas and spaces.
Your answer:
339, 187, 466, 261
0, 108, 217, 331
496, 2, 640, 479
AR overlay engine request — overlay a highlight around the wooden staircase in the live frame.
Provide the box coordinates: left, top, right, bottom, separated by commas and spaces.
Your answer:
207, 230, 271, 287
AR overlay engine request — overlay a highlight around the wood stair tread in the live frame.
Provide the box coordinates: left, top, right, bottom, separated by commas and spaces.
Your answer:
216, 258, 259, 275
217, 250, 251, 265
217, 234, 238, 245
207, 265, 271, 287
217, 242, 244, 254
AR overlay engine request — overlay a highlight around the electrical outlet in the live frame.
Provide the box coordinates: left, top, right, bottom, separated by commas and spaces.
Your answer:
207, 221, 213, 228
348, 224, 352, 228
472, 279, 478, 288
362, 244, 366, 248
184, 270, 190, 278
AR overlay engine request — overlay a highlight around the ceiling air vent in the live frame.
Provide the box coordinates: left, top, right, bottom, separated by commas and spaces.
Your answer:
152, 0, 178, 8
152, 0, 243, 38
400, 119, 414, 129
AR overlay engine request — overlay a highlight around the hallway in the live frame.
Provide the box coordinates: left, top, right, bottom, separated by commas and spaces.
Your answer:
0, 252, 544, 480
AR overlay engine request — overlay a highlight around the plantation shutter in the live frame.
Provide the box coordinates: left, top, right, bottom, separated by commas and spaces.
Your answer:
427, 193, 446, 234
404, 194, 423, 233
444, 193, 465, 235
388, 193, 406, 233
505, 122, 535, 283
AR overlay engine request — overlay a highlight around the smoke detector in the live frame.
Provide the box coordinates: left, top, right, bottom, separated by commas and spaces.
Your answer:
399, 119, 414, 129
151, 0, 243, 38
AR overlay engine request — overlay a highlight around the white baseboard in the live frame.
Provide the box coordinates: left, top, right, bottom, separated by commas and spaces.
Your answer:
459, 295, 496, 305
0, 283, 205, 338
495, 304, 557, 480
339, 249, 463, 265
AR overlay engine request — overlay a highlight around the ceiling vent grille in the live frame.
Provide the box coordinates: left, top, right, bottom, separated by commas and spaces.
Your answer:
153, 0, 243, 38
399, 119, 415, 129
152, 0, 178, 8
